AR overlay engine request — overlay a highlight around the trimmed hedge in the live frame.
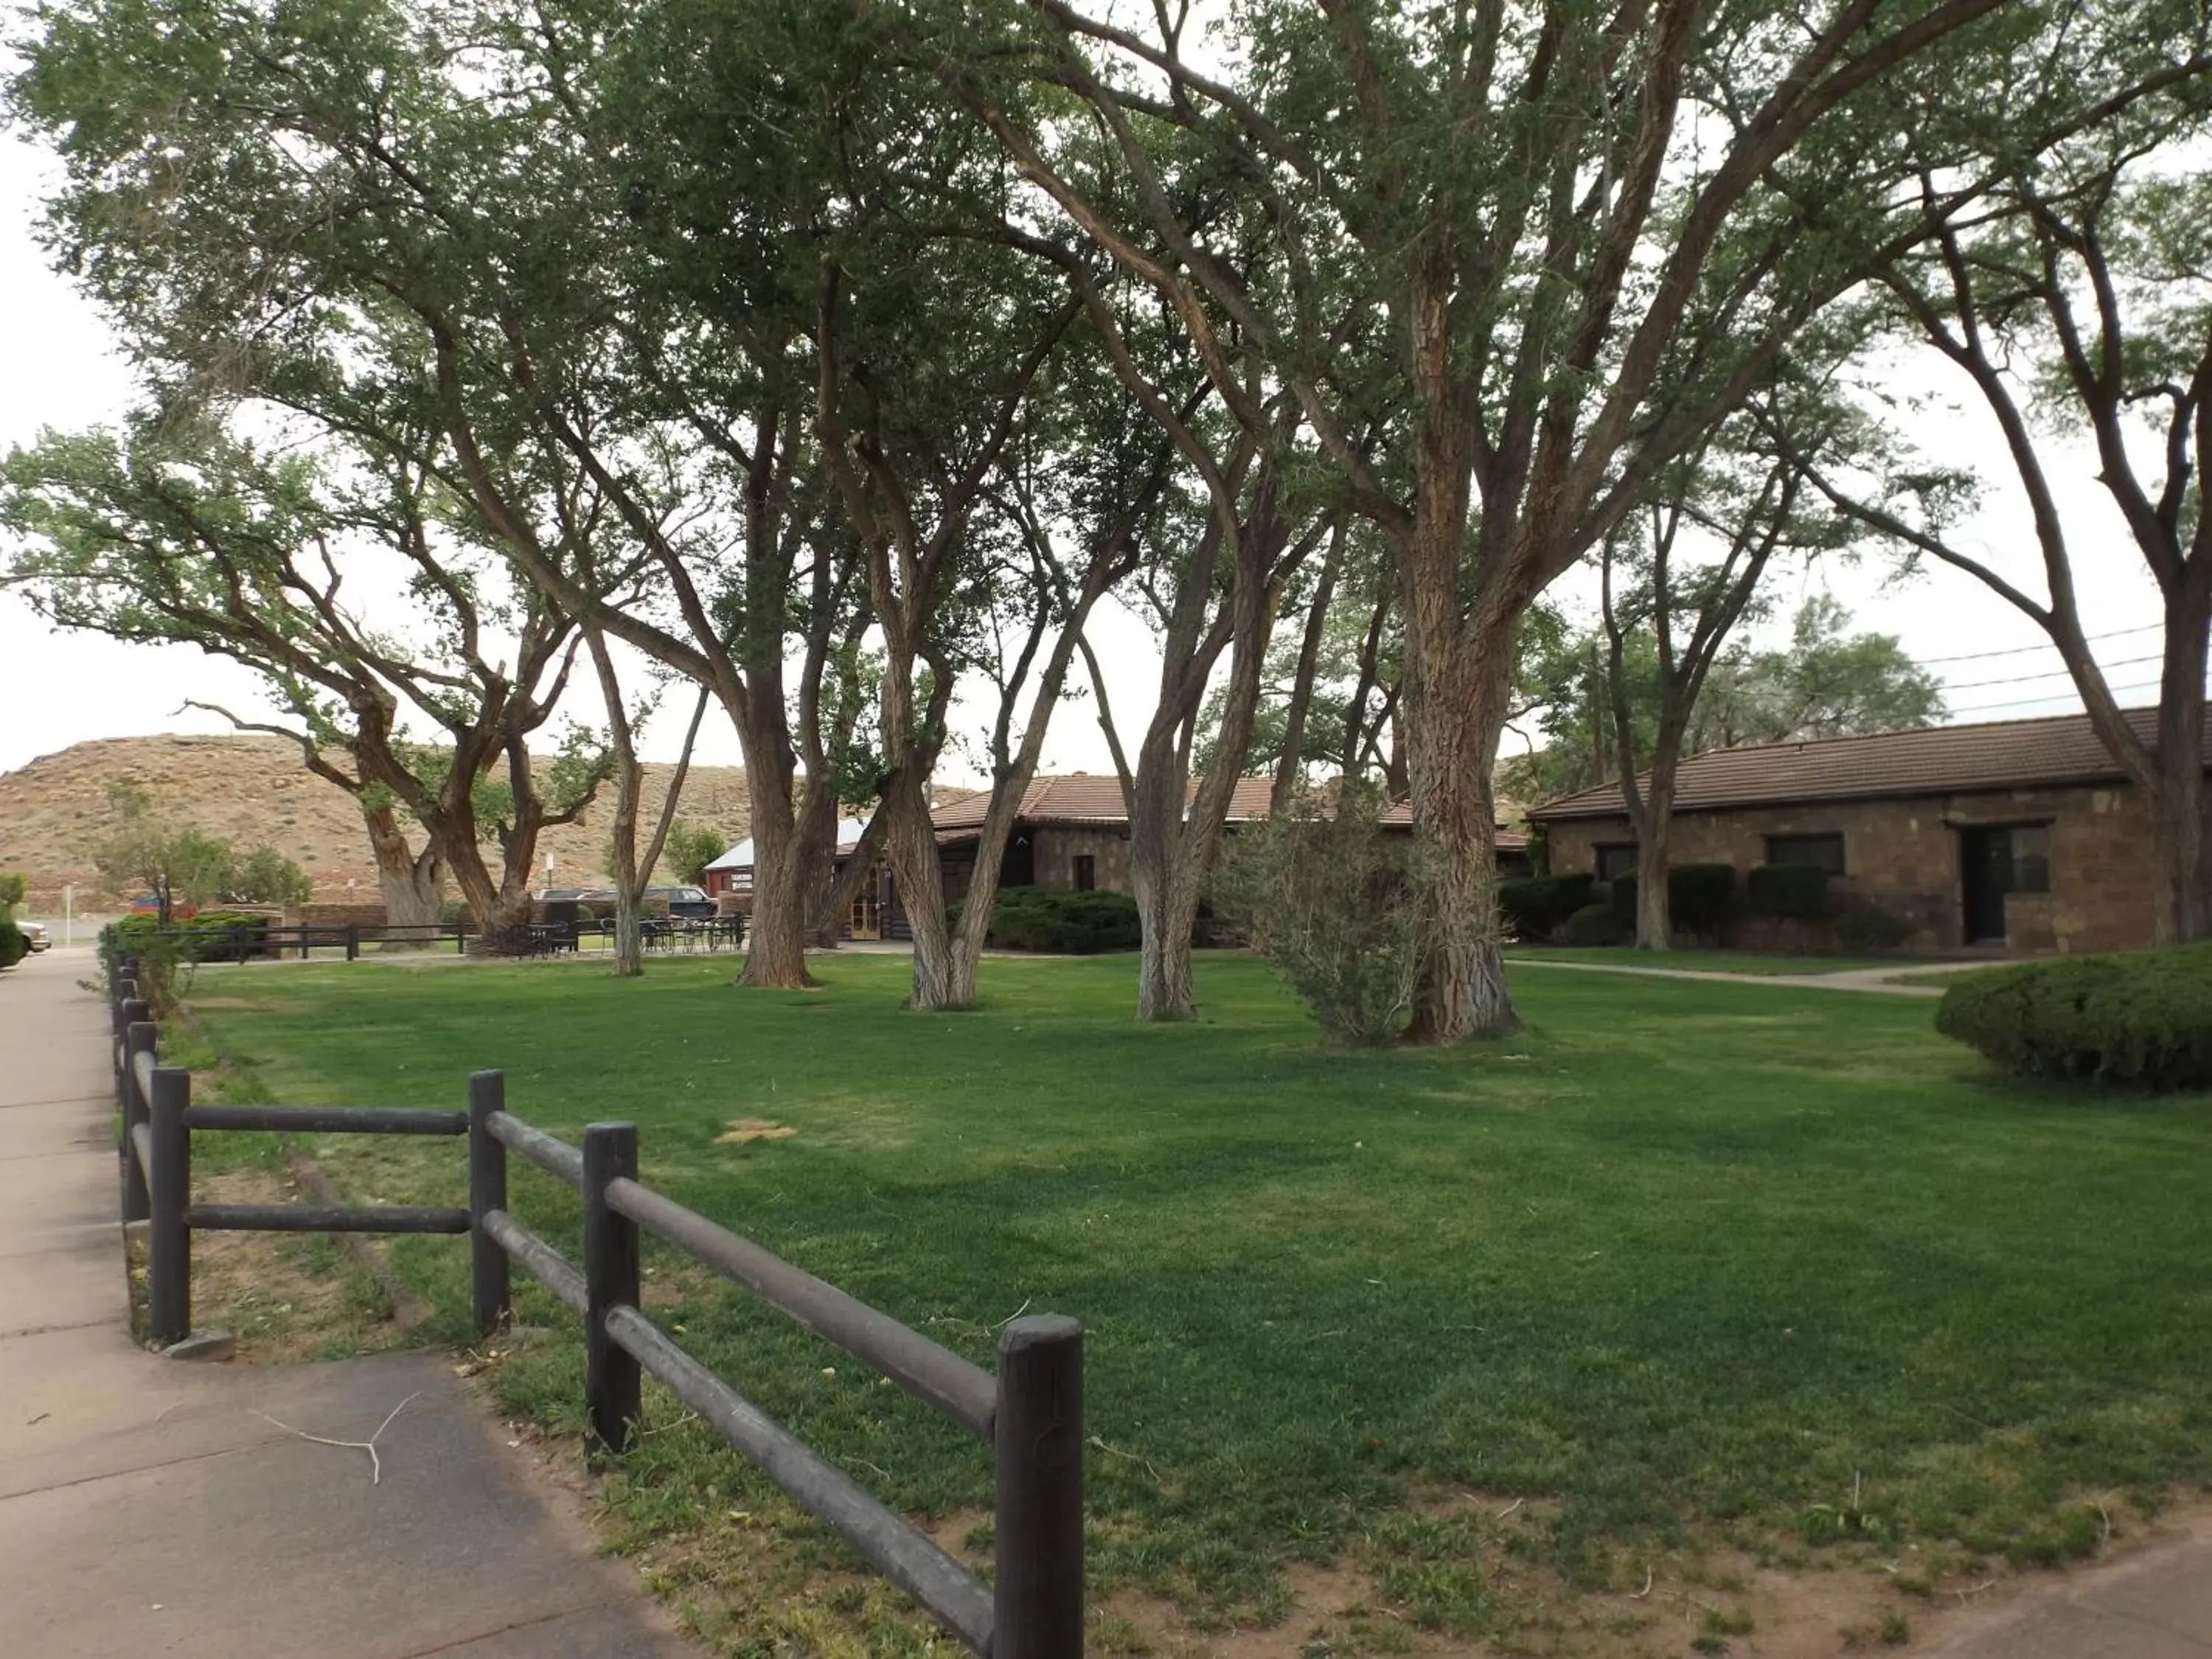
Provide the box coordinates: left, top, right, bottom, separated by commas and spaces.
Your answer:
1936, 942, 2212, 1091
1498, 874, 1596, 941
1747, 863, 1829, 921
1610, 863, 1737, 938
1562, 902, 1627, 946
952, 886, 1142, 953
1833, 905, 1913, 952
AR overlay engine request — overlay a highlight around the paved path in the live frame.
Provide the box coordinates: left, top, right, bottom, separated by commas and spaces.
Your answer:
1503, 955, 1975, 996
1927, 1509, 2212, 1657
0, 948, 695, 1659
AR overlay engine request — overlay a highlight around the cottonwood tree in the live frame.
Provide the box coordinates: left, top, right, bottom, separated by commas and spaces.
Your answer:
1798, 103, 2212, 943
940, 0, 2208, 1040
584, 636, 709, 975
1, 422, 604, 942
1596, 400, 1861, 948
5, 0, 881, 986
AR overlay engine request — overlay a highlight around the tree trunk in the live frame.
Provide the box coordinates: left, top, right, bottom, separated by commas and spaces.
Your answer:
363, 802, 444, 948
2150, 582, 2212, 945
1133, 852, 1202, 1023
1634, 815, 1672, 951
742, 799, 813, 988
611, 896, 644, 977
1402, 614, 1518, 1043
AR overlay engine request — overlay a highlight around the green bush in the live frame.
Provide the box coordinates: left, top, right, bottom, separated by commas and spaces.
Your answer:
111, 910, 275, 964
1936, 942, 2212, 1091
1609, 863, 1737, 939
1208, 784, 1433, 1043
959, 887, 1142, 953
1747, 863, 1830, 920
0, 917, 23, 970
1498, 874, 1595, 940
1562, 902, 1627, 946
1833, 905, 1913, 952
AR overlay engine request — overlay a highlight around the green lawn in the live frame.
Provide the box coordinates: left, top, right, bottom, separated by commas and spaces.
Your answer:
177, 953, 2212, 1646
1503, 945, 1906, 975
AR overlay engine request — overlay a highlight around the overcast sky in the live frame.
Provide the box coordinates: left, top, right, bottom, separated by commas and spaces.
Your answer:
0, 125, 2181, 787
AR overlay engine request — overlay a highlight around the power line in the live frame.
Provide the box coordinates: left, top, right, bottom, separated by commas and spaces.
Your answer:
1941, 651, 2163, 692
1917, 622, 2163, 665
1945, 676, 2170, 717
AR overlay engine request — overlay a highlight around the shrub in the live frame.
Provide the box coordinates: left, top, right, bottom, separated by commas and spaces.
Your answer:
1209, 783, 1434, 1043
1936, 942, 2212, 1091
1747, 863, 1829, 921
959, 887, 1142, 953
1833, 905, 1913, 952
1562, 902, 1627, 946
110, 909, 275, 965
0, 917, 23, 970
1607, 863, 1738, 939
1498, 873, 1595, 940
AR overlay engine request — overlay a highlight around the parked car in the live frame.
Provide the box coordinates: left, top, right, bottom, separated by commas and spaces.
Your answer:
20, 921, 49, 953
646, 885, 716, 920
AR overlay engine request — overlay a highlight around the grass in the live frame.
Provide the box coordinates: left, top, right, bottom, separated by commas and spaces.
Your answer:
176, 951, 2212, 1646
1503, 945, 1907, 975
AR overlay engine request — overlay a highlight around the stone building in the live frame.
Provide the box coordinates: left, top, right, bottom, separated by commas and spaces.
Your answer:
709, 775, 1531, 941
1528, 707, 2212, 956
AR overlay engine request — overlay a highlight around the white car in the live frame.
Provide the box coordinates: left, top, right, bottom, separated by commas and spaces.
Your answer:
20, 921, 49, 953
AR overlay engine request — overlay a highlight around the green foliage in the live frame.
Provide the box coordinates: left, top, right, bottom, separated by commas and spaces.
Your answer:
1209, 785, 1434, 1043
658, 822, 730, 887
111, 910, 277, 964
1936, 944, 2212, 1091
1747, 864, 1831, 921
0, 917, 23, 969
228, 845, 313, 907
0, 872, 24, 913
1832, 906, 1913, 953
1561, 902, 1627, 947
1497, 874, 1596, 941
957, 888, 1141, 954
1509, 598, 1947, 806
1609, 864, 1737, 939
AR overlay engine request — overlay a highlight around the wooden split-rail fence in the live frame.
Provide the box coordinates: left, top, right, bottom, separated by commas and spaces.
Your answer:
108, 959, 1083, 1658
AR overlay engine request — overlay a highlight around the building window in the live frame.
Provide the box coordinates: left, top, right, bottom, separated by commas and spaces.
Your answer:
1072, 854, 1096, 891
2010, 824, 2051, 894
1596, 843, 1638, 881
1765, 832, 1846, 874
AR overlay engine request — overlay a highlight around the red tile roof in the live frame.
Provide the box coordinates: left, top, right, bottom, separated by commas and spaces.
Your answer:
1528, 707, 2210, 821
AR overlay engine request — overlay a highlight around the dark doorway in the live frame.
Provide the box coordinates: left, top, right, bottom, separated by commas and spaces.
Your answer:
1004, 830, 1034, 888
1960, 827, 2015, 944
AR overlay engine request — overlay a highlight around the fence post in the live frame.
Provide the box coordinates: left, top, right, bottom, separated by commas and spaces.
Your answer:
111, 974, 138, 1107
993, 1315, 1085, 1659
582, 1121, 641, 1453
122, 1012, 155, 1224
147, 1065, 193, 1346
467, 1071, 509, 1335
346, 923, 360, 962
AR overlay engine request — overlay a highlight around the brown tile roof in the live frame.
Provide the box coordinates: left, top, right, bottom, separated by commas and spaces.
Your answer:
931, 773, 1428, 827
1528, 707, 2210, 821
929, 774, 1527, 848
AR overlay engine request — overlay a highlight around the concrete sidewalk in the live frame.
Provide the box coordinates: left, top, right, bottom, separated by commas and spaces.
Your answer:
0, 949, 695, 1659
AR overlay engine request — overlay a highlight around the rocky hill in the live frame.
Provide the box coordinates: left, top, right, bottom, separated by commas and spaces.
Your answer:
0, 734, 751, 912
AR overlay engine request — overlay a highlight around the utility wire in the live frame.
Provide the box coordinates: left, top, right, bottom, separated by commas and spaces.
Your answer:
1945, 675, 2171, 717
1941, 651, 2163, 692
1917, 622, 2163, 665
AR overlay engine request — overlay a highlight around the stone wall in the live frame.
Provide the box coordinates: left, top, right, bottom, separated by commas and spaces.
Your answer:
1540, 781, 2174, 955
1031, 827, 1132, 893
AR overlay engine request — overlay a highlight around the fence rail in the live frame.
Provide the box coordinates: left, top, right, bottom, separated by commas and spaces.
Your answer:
107, 956, 1082, 1658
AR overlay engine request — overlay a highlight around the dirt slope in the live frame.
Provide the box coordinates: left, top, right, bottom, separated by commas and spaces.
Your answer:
0, 734, 751, 911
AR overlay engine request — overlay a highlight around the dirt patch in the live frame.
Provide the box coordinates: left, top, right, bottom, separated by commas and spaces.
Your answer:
716, 1119, 797, 1145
